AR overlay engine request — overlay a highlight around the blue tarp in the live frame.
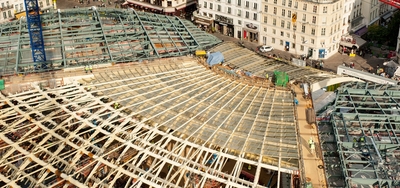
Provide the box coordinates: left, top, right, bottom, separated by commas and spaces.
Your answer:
206, 52, 224, 66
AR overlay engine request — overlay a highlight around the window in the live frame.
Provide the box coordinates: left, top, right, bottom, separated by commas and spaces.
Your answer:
210, 3, 213, 9
312, 16, 316, 24
311, 28, 315, 35
253, 3, 257, 9
294, 1, 298, 8
245, 1, 249, 8
238, 0, 241, 6
273, 7, 277, 14
228, 0, 231, 3
301, 25, 305, 33
287, 33, 290, 38
264, 16, 268, 23
217, 5, 221, 11
264, 5, 268, 12
209, 13, 213, 17
272, 38, 275, 43
288, 0, 292, 7
302, 14, 306, 21
280, 40, 283, 45
273, 0, 277, 4
281, 20, 284, 27
245, 11, 249, 18
204, 2, 207, 8
321, 28, 326, 35
300, 45, 304, 51
287, 10, 291, 18
264, 27, 267, 32
292, 43, 295, 48
301, 36, 305, 42
273, 29, 276, 34
1, 3, 4, 8
313, 5, 317, 13
253, 13, 257, 20
282, 0, 286, 6
238, 20, 242, 24
15, 4, 18, 11
39, 1, 43, 7
311, 39, 314, 44
282, 9, 285, 16
238, 9, 242, 16
281, 31, 284, 36
3, 12, 6, 19
273, 18, 276, 26
303, 3, 307, 11
20, 3, 24, 11
287, 21, 291, 29
228, 7, 231, 13
46, 0, 50, 6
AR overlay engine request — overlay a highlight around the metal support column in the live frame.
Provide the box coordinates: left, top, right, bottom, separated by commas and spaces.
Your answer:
132, 9, 160, 57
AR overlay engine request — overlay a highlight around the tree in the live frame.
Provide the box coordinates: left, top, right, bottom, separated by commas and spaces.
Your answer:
367, 24, 387, 44
386, 11, 400, 46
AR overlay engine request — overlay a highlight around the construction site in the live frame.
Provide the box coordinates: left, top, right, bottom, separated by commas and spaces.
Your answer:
0, 7, 399, 188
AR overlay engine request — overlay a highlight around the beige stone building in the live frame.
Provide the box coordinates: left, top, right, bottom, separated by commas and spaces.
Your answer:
260, 0, 344, 59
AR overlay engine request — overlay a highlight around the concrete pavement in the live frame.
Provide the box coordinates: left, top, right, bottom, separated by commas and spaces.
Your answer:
211, 32, 385, 74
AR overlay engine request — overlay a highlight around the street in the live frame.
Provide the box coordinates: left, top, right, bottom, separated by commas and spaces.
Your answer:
211, 33, 386, 74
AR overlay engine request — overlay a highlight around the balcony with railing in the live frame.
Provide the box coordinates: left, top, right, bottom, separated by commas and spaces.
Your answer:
297, 0, 339, 4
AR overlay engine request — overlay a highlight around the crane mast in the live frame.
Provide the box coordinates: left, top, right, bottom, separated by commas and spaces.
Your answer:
24, 0, 47, 68
379, 0, 400, 9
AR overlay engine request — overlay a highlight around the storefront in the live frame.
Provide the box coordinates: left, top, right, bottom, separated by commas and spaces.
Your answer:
124, 0, 163, 14
193, 13, 213, 31
243, 22, 259, 43
174, 1, 197, 19
318, 49, 326, 59
214, 14, 234, 37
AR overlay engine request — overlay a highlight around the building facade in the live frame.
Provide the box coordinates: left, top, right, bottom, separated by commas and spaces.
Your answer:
124, 0, 197, 18
197, 0, 261, 42
0, 0, 54, 23
260, 0, 343, 59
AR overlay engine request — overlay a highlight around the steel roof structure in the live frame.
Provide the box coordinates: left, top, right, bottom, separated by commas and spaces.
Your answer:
0, 60, 299, 187
0, 8, 220, 76
318, 82, 400, 188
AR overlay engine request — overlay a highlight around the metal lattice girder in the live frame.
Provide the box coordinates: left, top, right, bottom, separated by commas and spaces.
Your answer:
24, 0, 47, 65
0, 60, 299, 187
319, 82, 400, 188
0, 8, 221, 75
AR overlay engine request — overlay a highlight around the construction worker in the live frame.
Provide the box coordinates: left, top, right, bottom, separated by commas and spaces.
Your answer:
89, 65, 93, 73
265, 73, 269, 79
247, 164, 251, 171
85, 65, 89, 73
114, 102, 120, 109
360, 137, 365, 142
308, 137, 314, 148
310, 142, 315, 154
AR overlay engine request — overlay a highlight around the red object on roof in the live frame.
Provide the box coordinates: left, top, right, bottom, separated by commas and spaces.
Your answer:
379, 0, 400, 9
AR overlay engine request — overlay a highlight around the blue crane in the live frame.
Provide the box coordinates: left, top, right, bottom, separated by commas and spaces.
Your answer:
24, 0, 47, 69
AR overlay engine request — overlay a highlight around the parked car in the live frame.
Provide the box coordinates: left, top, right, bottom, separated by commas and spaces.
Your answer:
259, 45, 274, 52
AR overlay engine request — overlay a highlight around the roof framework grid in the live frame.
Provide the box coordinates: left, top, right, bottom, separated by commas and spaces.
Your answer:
0, 60, 299, 187
318, 82, 400, 188
0, 8, 221, 75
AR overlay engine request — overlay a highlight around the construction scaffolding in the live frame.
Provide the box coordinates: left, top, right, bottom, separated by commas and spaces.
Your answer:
0, 8, 221, 75
318, 82, 400, 188
0, 60, 298, 187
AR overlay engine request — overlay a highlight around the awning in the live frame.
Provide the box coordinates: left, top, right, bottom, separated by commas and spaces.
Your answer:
351, 34, 367, 48
126, 0, 163, 11
175, 1, 196, 10
164, 7, 175, 13
354, 26, 367, 36
195, 20, 211, 26
382, 12, 393, 20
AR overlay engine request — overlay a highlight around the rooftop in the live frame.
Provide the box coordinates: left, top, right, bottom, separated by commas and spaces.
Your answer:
0, 8, 220, 75
318, 82, 400, 188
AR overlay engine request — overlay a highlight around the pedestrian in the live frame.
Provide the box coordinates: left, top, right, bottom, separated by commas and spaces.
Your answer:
89, 65, 93, 73
319, 61, 324, 70
114, 102, 120, 109
85, 65, 89, 73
